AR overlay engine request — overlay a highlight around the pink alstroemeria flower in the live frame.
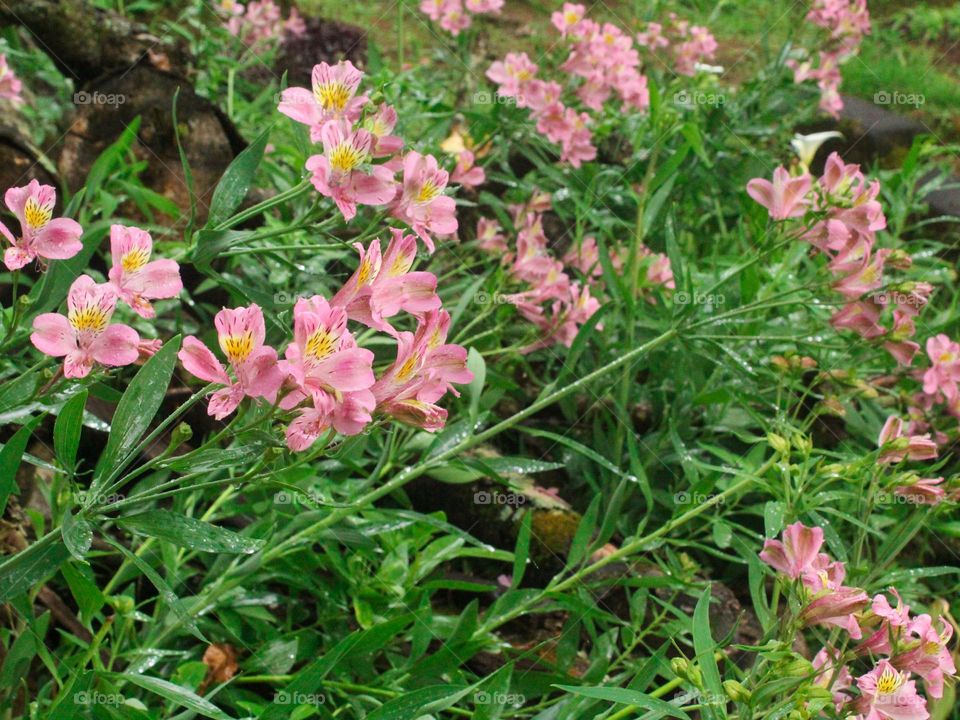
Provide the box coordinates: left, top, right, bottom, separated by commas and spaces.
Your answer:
486, 52, 538, 99
179, 304, 284, 420
364, 103, 404, 157
1, 180, 83, 270
812, 648, 853, 712
279, 295, 375, 410
891, 614, 956, 699
552, 3, 586, 36
855, 660, 929, 720
0, 54, 23, 105
877, 416, 938, 464
450, 150, 485, 189
107, 224, 182, 319
746, 167, 812, 221
31, 275, 140, 378
306, 120, 397, 221
372, 310, 472, 430
392, 151, 457, 253
278, 60, 368, 140
759, 521, 825, 579
922, 334, 960, 402
332, 230, 441, 335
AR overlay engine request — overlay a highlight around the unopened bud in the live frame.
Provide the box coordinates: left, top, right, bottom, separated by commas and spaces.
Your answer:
723, 680, 751, 702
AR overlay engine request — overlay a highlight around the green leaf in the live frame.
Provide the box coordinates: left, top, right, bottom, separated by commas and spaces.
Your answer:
553, 685, 689, 719
54, 390, 87, 472
104, 539, 206, 643
0, 532, 70, 602
92, 336, 181, 490
206, 125, 270, 227
511, 512, 532, 589
0, 415, 43, 515
109, 672, 233, 720
466, 347, 486, 421
693, 585, 725, 718
61, 509, 93, 561
565, 496, 600, 569
118, 510, 265, 554
366, 684, 471, 720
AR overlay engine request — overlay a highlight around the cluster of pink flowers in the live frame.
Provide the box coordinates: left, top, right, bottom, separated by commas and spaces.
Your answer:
486, 5, 717, 168
789, 0, 870, 116
1, 180, 83, 271
761, 522, 954, 719
0, 54, 23, 105
875, 415, 952, 505
748, 152, 926, 367
475, 192, 672, 352
420, 0, 504, 36
279, 61, 459, 252
30, 224, 182, 378
179, 228, 472, 451
634, 12, 719, 76
222, 0, 305, 47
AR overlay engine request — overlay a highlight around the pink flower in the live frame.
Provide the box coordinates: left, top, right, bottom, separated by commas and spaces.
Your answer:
892, 614, 956, 699
465, 0, 503, 14
894, 477, 946, 506
364, 103, 404, 157
31, 275, 139, 378
813, 648, 853, 711
306, 120, 397, 221
107, 224, 182, 319
746, 167, 812, 220
877, 416, 938, 464
922, 334, 960, 402
800, 584, 869, 639
476, 217, 508, 254
179, 304, 284, 420
1, 180, 83, 270
331, 230, 441, 334
830, 300, 884, 339
552, 3, 586, 36
486, 52, 538, 99
450, 150, 485, 188
392, 151, 457, 252
856, 660, 929, 720
372, 310, 472, 429
278, 61, 368, 139
759, 521, 825, 579
439, 0, 471, 35
0, 54, 23, 105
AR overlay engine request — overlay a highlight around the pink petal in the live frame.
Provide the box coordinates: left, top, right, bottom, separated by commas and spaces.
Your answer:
278, 87, 323, 127
31, 313, 77, 357
179, 336, 230, 384
33, 218, 84, 260
238, 346, 283, 398
208, 384, 244, 420
91, 324, 141, 367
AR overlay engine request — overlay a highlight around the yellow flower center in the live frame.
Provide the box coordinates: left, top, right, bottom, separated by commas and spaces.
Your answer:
428, 330, 442, 350
220, 333, 254, 363
939, 352, 954, 363
328, 142, 366, 173
876, 667, 903, 695
121, 248, 151, 273
416, 179, 441, 204
396, 353, 420, 381
69, 306, 108, 334
24, 197, 52, 230
388, 255, 413, 277
564, 11, 578, 24
315, 82, 350, 112
357, 257, 375, 286
305, 327, 337, 360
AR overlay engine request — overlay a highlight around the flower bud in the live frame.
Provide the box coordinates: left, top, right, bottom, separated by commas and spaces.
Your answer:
723, 680, 751, 703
